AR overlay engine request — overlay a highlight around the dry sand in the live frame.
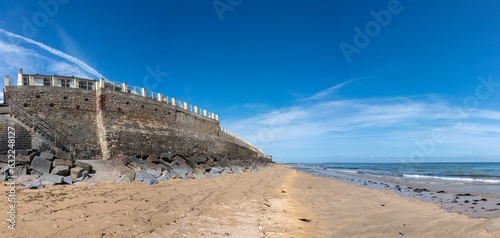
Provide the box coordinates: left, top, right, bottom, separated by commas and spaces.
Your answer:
1, 165, 499, 237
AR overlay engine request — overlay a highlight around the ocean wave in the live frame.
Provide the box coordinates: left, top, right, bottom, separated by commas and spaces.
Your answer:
334, 170, 358, 174
402, 174, 500, 184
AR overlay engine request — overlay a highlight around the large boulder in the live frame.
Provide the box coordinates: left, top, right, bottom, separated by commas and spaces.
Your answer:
147, 168, 161, 178
15, 154, 31, 164
142, 178, 158, 185
146, 154, 159, 163
51, 165, 70, 176
158, 169, 171, 181
12, 165, 27, 176
55, 150, 71, 160
170, 165, 193, 179
39, 152, 55, 161
37, 174, 64, 186
159, 153, 174, 163
23, 181, 44, 189
143, 161, 162, 173
70, 167, 85, 180
52, 159, 74, 167
75, 161, 92, 172
31, 156, 52, 174
62, 176, 73, 185
134, 171, 155, 182
116, 174, 131, 183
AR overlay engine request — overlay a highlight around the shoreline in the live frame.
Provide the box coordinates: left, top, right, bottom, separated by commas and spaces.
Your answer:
293, 165, 500, 219
1, 164, 499, 237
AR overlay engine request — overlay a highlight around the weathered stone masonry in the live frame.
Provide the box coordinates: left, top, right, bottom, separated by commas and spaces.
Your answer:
3, 72, 266, 160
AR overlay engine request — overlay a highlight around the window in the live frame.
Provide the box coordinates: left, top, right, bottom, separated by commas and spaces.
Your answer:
79, 81, 95, 90
57, 78, 73, 88
34, 77, 51, 86
43, 77, 51, 86
22, 77, 29, 86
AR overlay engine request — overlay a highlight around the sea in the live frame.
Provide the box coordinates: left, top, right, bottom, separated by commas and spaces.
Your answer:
291, 162, 500, 198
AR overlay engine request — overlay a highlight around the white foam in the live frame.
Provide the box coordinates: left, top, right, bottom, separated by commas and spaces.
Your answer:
403, 174, 500, 184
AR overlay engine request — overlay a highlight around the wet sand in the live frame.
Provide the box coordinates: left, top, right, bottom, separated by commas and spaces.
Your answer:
1, 165, 499, 237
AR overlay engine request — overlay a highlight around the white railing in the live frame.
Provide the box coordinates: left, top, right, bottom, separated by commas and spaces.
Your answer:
219, 127, 263, 154
128, 85, 142, 96
105, 80, 122, 91
146, 90, 158, 99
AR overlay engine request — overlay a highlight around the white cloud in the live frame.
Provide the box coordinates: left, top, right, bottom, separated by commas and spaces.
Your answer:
223, 94, 500, 162
0, 28, 103, 78
300, 79, 353, 101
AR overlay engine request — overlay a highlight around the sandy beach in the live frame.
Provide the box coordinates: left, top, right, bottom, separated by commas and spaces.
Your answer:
1, 165, 499, 237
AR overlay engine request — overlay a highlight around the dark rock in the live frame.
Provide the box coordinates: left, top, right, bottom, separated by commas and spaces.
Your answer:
37, 174, 64, 185
23, 181, 44, 189
55, 150, 71, 160
52, 159, 74, 167
51, 165, 70, 176
147, 168, 161, 178
62, 176, 73, 185
15, 154, 31, 163
75, 161, 92, 172
39, 152, 55, 161
209, 166, 223, 177
158, 169, 171, 181
116, 174, 131, 183
481, 198, 488, 202
142, 178, 158, 185
456, 193, 472, 196
109, 154, 131, 167
70, 167, 85, 180
12, 165, 27, 176
160, 153, 175, 163
437, 191, 446, 193
146, 154, 159, 163
0, 163, 10, 174
28, 152, 39, 160
143, 161, 162, 173
31, 156, 52, 174
134, 171, 154, 182
170, 165, 193, 179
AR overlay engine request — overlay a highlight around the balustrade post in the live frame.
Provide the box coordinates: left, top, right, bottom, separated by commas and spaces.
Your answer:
4, 76, 9, 86
122, 83, 128, 92
141, 88, 147, 97
28, 75, 35, 86
73, 78, 79, 89
100, 78, 106, 89
171, 98, 176, 106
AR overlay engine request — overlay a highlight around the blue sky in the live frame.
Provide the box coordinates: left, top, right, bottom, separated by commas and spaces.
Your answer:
1, 0, 500, 163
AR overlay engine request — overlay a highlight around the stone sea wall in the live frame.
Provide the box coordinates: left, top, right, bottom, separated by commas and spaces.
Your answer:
3, 86, 264, 160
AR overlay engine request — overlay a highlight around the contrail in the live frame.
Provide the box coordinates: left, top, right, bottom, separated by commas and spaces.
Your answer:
0, 28, 104, 79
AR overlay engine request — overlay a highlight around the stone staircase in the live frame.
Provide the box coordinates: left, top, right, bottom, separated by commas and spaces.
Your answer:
9, 102, 74, 152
